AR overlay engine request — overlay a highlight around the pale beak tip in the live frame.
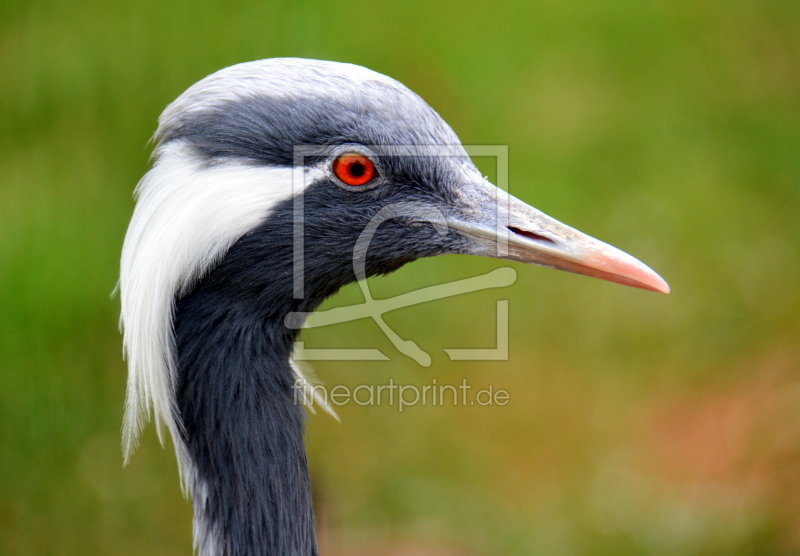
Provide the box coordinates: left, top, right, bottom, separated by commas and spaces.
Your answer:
629, 262, 670, 294
584, 250, 671, 294
644, 273, 671, 294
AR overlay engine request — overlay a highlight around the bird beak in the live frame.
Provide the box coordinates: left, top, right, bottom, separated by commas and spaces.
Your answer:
447, 180, 670, 293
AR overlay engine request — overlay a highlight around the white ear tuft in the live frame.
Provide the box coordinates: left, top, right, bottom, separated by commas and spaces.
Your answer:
119, 142, 321, 466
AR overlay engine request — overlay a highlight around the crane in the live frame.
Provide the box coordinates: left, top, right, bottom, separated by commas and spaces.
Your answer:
119, 58, 669, 556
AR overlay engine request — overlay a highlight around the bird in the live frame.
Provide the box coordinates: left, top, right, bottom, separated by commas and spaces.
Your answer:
119, 58, 669, 556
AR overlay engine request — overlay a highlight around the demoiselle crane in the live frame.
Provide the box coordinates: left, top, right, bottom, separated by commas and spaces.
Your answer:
119, 58, 669, 556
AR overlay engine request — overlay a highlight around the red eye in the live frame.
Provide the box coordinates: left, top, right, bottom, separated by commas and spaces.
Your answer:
333, 153, 377, 187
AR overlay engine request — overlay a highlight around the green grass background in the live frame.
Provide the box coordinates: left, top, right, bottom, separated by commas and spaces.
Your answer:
1, 0, 799, 554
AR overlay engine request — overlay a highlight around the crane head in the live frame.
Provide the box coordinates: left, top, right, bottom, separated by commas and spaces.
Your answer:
119, 58, 668, 459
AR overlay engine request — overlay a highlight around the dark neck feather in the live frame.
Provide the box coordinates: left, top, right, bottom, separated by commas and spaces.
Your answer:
175, 282, 318, 556
172, 205, 342, 556
171, 184, 424, 555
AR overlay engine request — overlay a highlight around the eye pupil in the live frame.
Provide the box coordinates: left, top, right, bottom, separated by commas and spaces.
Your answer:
333, 153, 377, 187
349, 163, 364, 177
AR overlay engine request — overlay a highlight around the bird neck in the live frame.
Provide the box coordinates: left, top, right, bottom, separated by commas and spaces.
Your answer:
174, 281, 319, 556
169, 190, 371, 555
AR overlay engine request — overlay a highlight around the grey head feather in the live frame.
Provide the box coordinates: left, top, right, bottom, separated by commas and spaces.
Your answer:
155, 58, 466, 168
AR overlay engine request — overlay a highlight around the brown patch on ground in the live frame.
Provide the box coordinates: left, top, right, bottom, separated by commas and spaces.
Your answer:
643, 343, 800, 548
319, 536, 478, 556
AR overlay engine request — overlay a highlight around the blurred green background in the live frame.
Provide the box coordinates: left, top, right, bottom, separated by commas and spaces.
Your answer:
1, 0, 799, 554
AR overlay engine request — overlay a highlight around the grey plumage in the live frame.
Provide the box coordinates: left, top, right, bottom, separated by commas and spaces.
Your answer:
119, 57, 669, 556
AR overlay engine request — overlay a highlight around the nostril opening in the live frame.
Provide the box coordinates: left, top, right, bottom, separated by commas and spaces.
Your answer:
508, 226, 556, 244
